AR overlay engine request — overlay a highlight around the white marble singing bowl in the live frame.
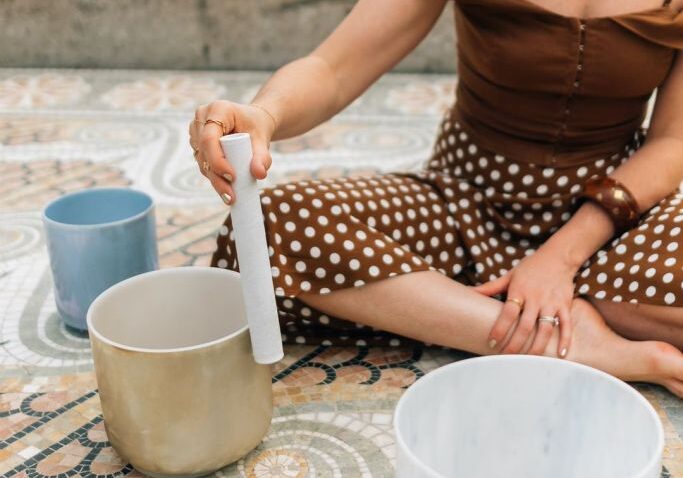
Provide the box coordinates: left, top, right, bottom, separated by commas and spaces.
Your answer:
394, 355, 664, 478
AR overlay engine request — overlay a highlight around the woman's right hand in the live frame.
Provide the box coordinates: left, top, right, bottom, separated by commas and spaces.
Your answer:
188, 100, 276, 205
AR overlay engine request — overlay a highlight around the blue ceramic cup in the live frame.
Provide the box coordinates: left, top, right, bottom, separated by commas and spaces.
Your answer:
42, 188, 159, 330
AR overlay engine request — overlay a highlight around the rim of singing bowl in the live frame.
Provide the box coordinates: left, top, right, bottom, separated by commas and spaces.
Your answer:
393, 355, 664, 478
87, 267, 249, 354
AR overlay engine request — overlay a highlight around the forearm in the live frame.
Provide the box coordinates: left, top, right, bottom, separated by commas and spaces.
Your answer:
612, 136, 683, 208
250, 55, 345, 141
249, 0, 448, 142
544, 136, 683, 269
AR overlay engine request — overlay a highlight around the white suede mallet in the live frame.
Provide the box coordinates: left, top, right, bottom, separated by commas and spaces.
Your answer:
219, 133, 284, 364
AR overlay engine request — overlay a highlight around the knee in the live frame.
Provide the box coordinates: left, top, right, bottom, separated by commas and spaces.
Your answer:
258, 180, 345, 256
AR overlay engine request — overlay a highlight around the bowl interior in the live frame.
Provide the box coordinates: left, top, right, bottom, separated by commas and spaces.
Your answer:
44, 188, 152, 226
88, 267, 247, 351
394, 356, 662, 478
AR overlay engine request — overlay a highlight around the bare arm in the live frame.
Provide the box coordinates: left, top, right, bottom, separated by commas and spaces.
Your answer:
190, 0, 448, 204
547, 51, 683, 268
253, 0, 450, 140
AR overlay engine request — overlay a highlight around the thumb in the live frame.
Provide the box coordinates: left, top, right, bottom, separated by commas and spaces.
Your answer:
473, 274, 511, 296
250, 138, 272, 180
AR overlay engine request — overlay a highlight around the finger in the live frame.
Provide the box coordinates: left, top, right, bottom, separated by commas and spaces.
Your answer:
501, 301, 538, 354
199, 128, 236, 183
190, 104, 209, 150
527, 310, 555, 356
557, 306, 572, 358
200, 103, 237, 180
519, 323, 539, 354
194, 104, 209, 121
250, 137, 272, 180
474, 274, 510, 297
193, 105, 210, 156
205, 101, 235, 134
189, 119, 201, 151
205, 166, 236, 205
195, 149, 236, 203
487, 297, 522, 351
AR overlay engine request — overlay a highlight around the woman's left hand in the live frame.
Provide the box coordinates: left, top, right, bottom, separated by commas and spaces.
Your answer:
473, 245, 578, 357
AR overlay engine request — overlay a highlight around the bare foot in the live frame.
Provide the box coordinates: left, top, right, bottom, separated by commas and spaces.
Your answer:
560, 298, 683, 397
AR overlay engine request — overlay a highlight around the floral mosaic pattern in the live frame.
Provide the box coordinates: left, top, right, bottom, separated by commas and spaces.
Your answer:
100, 76, 226, 111
0, 74, 91, 109
245, 449, 310, 478
0, 69, 681, 477
0, 346, 445, 478
0, 159, 131, 213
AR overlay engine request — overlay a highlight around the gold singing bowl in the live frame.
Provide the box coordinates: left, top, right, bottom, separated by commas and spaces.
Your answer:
87, 267, 273, 477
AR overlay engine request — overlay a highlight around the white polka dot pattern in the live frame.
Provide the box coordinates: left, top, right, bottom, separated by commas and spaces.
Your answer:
574, 191, 683, 306
211, 113, 680, 346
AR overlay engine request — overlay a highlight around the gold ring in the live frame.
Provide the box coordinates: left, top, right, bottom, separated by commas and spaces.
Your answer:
202, 160, 211, 173
506, 297, 524, 309
538, 315, 560, 327
204, 118, 227, 135
192, 148, 199, 157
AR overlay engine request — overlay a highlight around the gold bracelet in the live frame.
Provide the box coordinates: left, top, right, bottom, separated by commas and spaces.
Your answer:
250, 102, 277, 131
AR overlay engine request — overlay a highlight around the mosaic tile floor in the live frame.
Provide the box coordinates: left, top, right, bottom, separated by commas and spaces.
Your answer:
0, 68, 681, 477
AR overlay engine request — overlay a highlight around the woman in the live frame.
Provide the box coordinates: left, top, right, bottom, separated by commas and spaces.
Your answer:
189, 0, 683, 396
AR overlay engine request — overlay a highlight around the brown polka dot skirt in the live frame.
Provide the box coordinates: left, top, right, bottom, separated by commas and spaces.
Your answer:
211, 109, 683, 347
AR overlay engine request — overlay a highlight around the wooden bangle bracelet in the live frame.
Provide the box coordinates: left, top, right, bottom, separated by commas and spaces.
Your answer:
581, 176, 641, 234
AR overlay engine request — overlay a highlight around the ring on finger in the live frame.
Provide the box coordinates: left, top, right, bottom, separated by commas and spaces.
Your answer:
204, 118, 227, 135
202, 160, 211, 173
537, 315, 559, 327
192, 148, 199, 158
506, 297, 524, 309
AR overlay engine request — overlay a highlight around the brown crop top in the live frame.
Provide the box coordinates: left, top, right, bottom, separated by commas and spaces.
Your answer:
451, 0, 683, 166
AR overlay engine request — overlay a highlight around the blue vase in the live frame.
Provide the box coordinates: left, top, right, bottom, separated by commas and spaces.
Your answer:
42, 187, 159, 330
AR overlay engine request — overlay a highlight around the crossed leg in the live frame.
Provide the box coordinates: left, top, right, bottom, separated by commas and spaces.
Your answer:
298, 270, 683, 397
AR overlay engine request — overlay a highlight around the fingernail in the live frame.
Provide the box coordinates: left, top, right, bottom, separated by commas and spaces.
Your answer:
560, 347, 568, 358
222, 173, 233, 182
220, 193, 232, 205
488, 338, 497, 349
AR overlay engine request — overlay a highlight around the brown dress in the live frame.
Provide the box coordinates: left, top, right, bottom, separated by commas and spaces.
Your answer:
211, 0, 683, 347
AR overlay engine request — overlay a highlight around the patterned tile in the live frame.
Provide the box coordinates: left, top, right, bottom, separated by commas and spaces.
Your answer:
0, 68, 680, 477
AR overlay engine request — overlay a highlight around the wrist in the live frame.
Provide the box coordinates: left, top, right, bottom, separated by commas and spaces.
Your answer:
543, 201, 616, 271
248, 102, 278, 140
539, 236, 585, 273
